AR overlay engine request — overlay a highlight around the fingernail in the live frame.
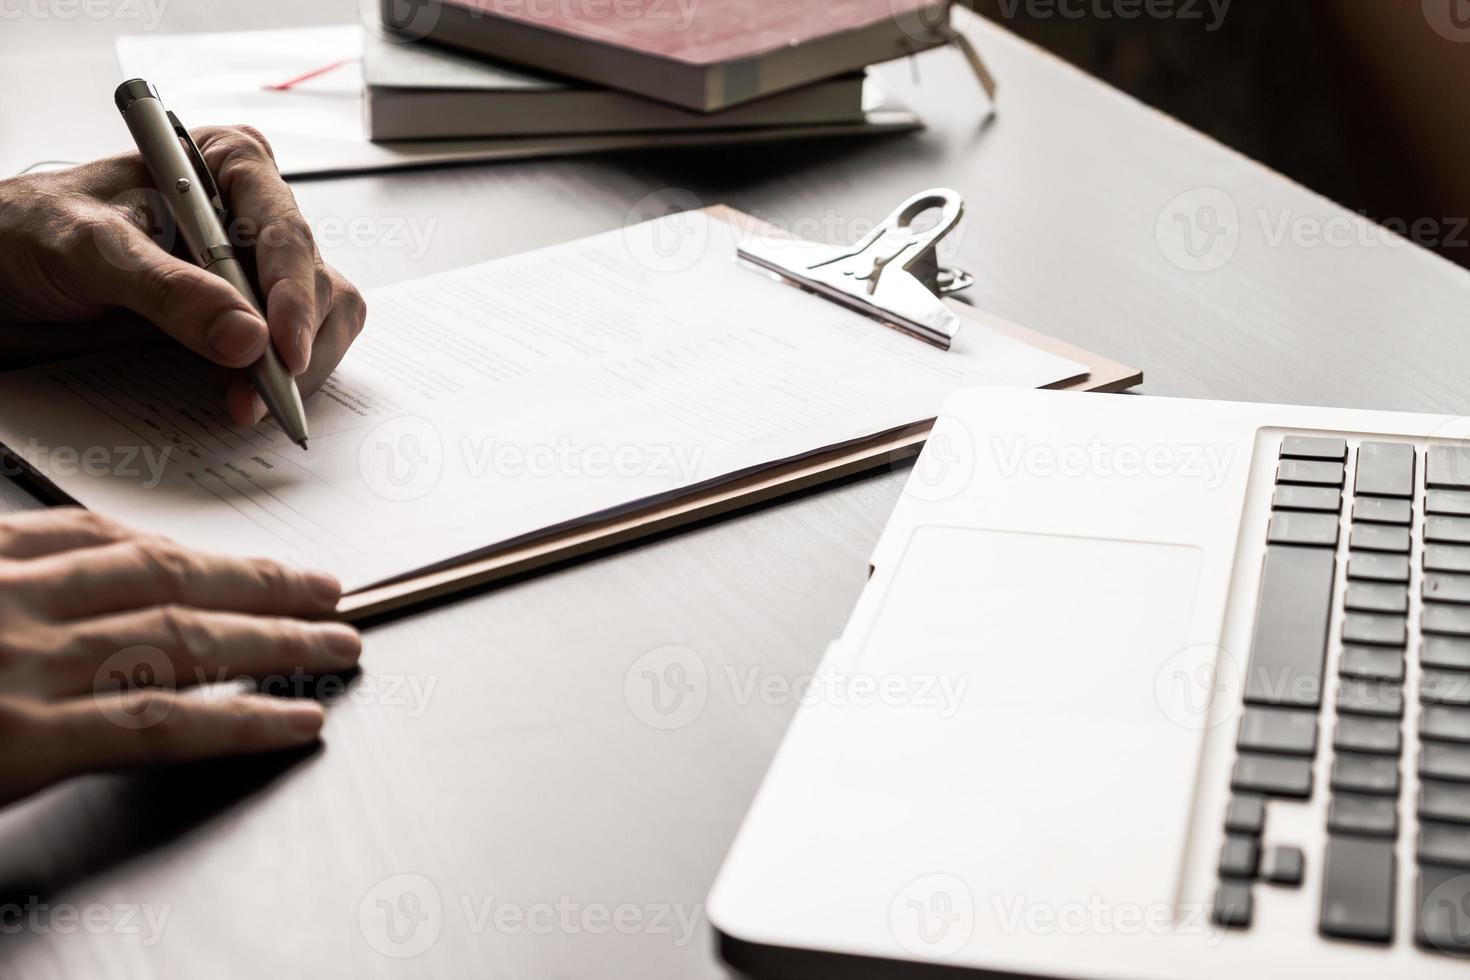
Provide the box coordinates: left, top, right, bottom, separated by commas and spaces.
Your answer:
209, 310, 266, 363
313, 622, 362, 661
295, 330, 312, 375
279, 701, 325, 738
304, 571, 342, 607
249, 394, 268, 425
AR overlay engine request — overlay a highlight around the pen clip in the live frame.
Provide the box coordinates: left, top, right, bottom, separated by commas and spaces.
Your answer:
168, 111, 227, 220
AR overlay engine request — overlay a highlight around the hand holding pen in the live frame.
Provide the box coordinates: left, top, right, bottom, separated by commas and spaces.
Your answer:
0, 93, 373, 801
117, 79, 317, 446
0, 90, 366, 435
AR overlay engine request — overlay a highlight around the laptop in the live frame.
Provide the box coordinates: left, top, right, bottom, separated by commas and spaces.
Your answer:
709, 387, 1470, 977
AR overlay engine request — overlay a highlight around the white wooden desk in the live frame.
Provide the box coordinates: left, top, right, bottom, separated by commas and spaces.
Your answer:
1, 3, 1468, 977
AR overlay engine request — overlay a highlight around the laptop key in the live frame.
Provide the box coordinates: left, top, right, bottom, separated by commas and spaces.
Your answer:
1417, 864, 1470, 956
1429, 516, 1470, 546
1334, 716, 1401, 756
1267, 513, 1339, 548
1422, 743, 1470, 783
1342, 614, 1407, 647
1278, 459, 1344, 487
1424, 636, 1470, 671
1219, 835, 1260, 879
1353, 496, 1412, 525
1237, 706, 1317, 756
1348, 553, 1411, 583
1338, 646, 1405, 683
1243, 547, 1334, 708
1331, 754, 1400, 796
1420, 781, 1470, 824
1337, 679, 1405, 718
1425, 575, 1470, 606
1348, 524, 1410, 554
1419, 822, 1470, 868
1282, 436, 1346, 461
1346, 583, 1408, 615
1423, 705, 1470, 744
1320, 836, 1396, 942
1328, 794, 1398, 837
1260, 846, 1304, 886
1355, 442, 1415, 498
1232, 753, 1313, 799
1212, 882, 1253, 929
1272, 485, 1341, 513
1427, 545, 1470, 575
1425, 605, 1470, 637
1225, 795, 1266, 835
1422, 670, 1470, 707
1428, 489, 1470, 517
1428, 445, 1470, 490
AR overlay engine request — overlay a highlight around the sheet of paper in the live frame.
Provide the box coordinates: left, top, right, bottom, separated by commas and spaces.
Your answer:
112, 27, 918, 179
0, 212, 1083, 593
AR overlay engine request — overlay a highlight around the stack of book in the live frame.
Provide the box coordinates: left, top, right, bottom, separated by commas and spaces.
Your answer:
365, 0, 959, 144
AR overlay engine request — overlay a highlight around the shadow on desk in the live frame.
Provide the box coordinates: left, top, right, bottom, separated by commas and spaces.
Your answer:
605, 124, 960, 203
0, 664, 365, 935
0, 743, 320, 919
0, 699, 338, 959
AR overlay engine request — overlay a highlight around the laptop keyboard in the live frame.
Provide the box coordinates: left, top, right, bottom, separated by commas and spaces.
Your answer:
1212, 436, 1470, 954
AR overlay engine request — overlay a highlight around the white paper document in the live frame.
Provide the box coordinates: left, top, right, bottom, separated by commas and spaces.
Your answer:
0, 213, 1083, 593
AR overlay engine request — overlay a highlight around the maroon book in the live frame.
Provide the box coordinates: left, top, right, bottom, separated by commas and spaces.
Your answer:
389, 0, 954, 112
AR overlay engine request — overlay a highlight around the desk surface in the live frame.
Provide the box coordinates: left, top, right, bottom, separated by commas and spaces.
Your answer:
3, 3, 1469, 977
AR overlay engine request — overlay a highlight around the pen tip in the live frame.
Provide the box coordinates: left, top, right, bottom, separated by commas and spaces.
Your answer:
296, 438, 309, 451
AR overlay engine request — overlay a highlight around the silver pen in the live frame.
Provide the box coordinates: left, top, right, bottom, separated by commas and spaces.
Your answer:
114, 78, 310, 450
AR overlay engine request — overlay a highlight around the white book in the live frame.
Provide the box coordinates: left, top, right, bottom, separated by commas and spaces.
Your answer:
364, 32, 869, 141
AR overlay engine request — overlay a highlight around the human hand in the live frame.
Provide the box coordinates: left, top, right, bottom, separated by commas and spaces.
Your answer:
0, 508, 361, 808
0, 126, 367, 426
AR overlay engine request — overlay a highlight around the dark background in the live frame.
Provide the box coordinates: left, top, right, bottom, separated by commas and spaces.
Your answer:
972, 0, 1470, 268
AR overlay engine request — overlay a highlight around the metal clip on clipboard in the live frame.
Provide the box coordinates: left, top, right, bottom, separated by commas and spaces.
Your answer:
737, 188, 974, 350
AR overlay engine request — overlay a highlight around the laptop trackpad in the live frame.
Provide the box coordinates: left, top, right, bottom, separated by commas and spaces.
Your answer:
855, 527, 1206, 912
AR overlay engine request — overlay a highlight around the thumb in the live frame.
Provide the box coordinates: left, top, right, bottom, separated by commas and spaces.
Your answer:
89, 214, 270, 368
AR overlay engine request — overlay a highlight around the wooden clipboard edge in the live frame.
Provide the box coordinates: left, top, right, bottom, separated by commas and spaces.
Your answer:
339, 424, 931, 621
993, 316, 1141, 394
337, 207, 1141, 621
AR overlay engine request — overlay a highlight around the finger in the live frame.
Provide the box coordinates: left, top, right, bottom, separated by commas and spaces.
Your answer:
43, 605, 361, 697
224, 373, 268, 429
295, 269, 367, 396
222, 268, 365, 426
0, 508, 135, 560
18, 538, 342, 620
46, 691, 325, 776
85, 212, 270, 368
197, 126, 322, 376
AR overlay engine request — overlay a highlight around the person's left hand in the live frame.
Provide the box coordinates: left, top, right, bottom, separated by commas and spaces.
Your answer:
0, 126, 367, 426
0, 508, 359, 808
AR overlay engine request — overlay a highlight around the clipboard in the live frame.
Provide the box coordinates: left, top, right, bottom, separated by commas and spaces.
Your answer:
338, 197, 1141, 620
